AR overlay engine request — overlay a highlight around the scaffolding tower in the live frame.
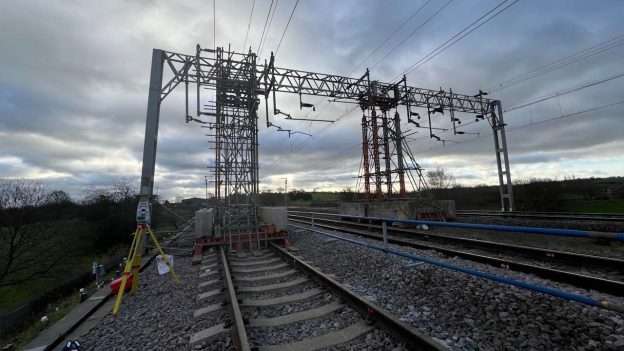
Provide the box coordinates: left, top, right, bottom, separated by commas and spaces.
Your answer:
202, 47, 260, 236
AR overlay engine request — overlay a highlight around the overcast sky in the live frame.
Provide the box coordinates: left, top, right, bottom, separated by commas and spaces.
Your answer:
0, 0, 622, 201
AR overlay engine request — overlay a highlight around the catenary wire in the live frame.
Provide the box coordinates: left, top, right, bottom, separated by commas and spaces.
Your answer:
275, 0, 300, 56
242, 0, 256, 52
259, 0, 280, 57
256, 0, 275, 54
487, 33, 624, 92
369, 0, 453, 72
348, 0, 433, 76
409, 99, 624, 156
504, 71, 624, 112
392, 0, 520, 82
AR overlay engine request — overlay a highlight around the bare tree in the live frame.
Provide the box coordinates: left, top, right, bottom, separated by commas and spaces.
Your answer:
426, 166, 457, 189
0, 179, 64, 287
45, 190, 72, 205
83, 179, 138, 204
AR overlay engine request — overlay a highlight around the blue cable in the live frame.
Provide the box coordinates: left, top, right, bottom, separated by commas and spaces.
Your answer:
289, 223, 623, 313
291, 211, 624, 241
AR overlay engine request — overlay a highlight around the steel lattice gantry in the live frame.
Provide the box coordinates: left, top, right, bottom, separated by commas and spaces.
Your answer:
137, 45, 514, 229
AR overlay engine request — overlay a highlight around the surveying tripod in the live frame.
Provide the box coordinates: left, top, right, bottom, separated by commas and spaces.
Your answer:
112, 201, 180, 316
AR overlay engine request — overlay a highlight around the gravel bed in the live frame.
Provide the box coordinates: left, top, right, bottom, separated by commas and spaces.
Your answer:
228, 253, 275, 261
393, 233, 624, 282
291, 227, 624, 350
334, 330, 407, 351
238, 273, 307, 287
196, 292, 225, 306
231, 266, 293, 277
457, 215, 624, 233
79, 255, 227, 351
444, 216, 624, 258
249, 291, 334, 319
248, 307, 360, 345
302, 214, 624, 258
198, 281, 225, 291
229, 261, 282, 269
239, 281, 319, 300
191, 336, 232, 351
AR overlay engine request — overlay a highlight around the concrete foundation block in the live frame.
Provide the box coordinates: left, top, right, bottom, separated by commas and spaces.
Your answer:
194, 208, 214, 239
340, 200, 456, 221
338, 202, 367, 217
258, 207, 288, 231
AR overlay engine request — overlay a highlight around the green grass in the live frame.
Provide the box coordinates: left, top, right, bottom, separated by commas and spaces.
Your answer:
3, 269, 118, 349
5, 292, 80, 348
0, 219, 126, 313
577, 199, 624, 213
0, 248, 124, 313
311, 192, 340, 201
287, 200, 311, 207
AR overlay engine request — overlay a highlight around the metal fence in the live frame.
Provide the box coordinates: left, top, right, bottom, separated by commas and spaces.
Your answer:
0, 255, 124, 337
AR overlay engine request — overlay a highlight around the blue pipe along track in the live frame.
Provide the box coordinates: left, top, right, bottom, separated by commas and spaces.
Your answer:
288, 211, 624, 241
288, 223, 624, 314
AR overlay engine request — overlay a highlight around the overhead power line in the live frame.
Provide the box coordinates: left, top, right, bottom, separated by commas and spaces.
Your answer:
504, 71, 624, 112
242, 0, 256, 52
264, 106, 359, 174
509, 99, 624, 131
348, 0, 433, 76
271, 0, 451, 152
257, 0, 276, 54
487, 33, 624, 92
406, 71, 624, 147
263, 1, 458, 176
392, 0, 520, 82
214, 0, 216, 50
411, 99, 624, 156
369, 0, 453, 72
275, 0, 300, 56
259, 0, 280, 56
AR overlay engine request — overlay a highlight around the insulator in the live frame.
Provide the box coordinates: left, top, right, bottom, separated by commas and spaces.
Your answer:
431, 107, 444, 114
474, 89, 488, 98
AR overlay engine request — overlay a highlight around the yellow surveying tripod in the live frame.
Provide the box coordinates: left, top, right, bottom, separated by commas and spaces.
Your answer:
112, 202, 180, 316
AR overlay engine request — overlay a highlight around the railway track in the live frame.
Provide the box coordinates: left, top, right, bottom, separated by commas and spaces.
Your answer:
287, 214, 624, 297
35, 223, 624, 351
456, 209, 624, 222
190, 244, 445, 350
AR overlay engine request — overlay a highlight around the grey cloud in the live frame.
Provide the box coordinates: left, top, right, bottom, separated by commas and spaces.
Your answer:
1, 0, 623, 199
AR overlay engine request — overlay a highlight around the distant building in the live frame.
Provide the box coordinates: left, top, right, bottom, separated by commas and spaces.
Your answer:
181, 197, 206, 208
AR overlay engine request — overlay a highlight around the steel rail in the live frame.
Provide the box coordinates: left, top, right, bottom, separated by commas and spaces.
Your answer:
456, 210, 624, 222
269, 243, 447, 351
288, 224, 624, 314
288, 211, 624, 241
288, 217, 624, 297
287, 214, 624, 271
219, 246, 252, 351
